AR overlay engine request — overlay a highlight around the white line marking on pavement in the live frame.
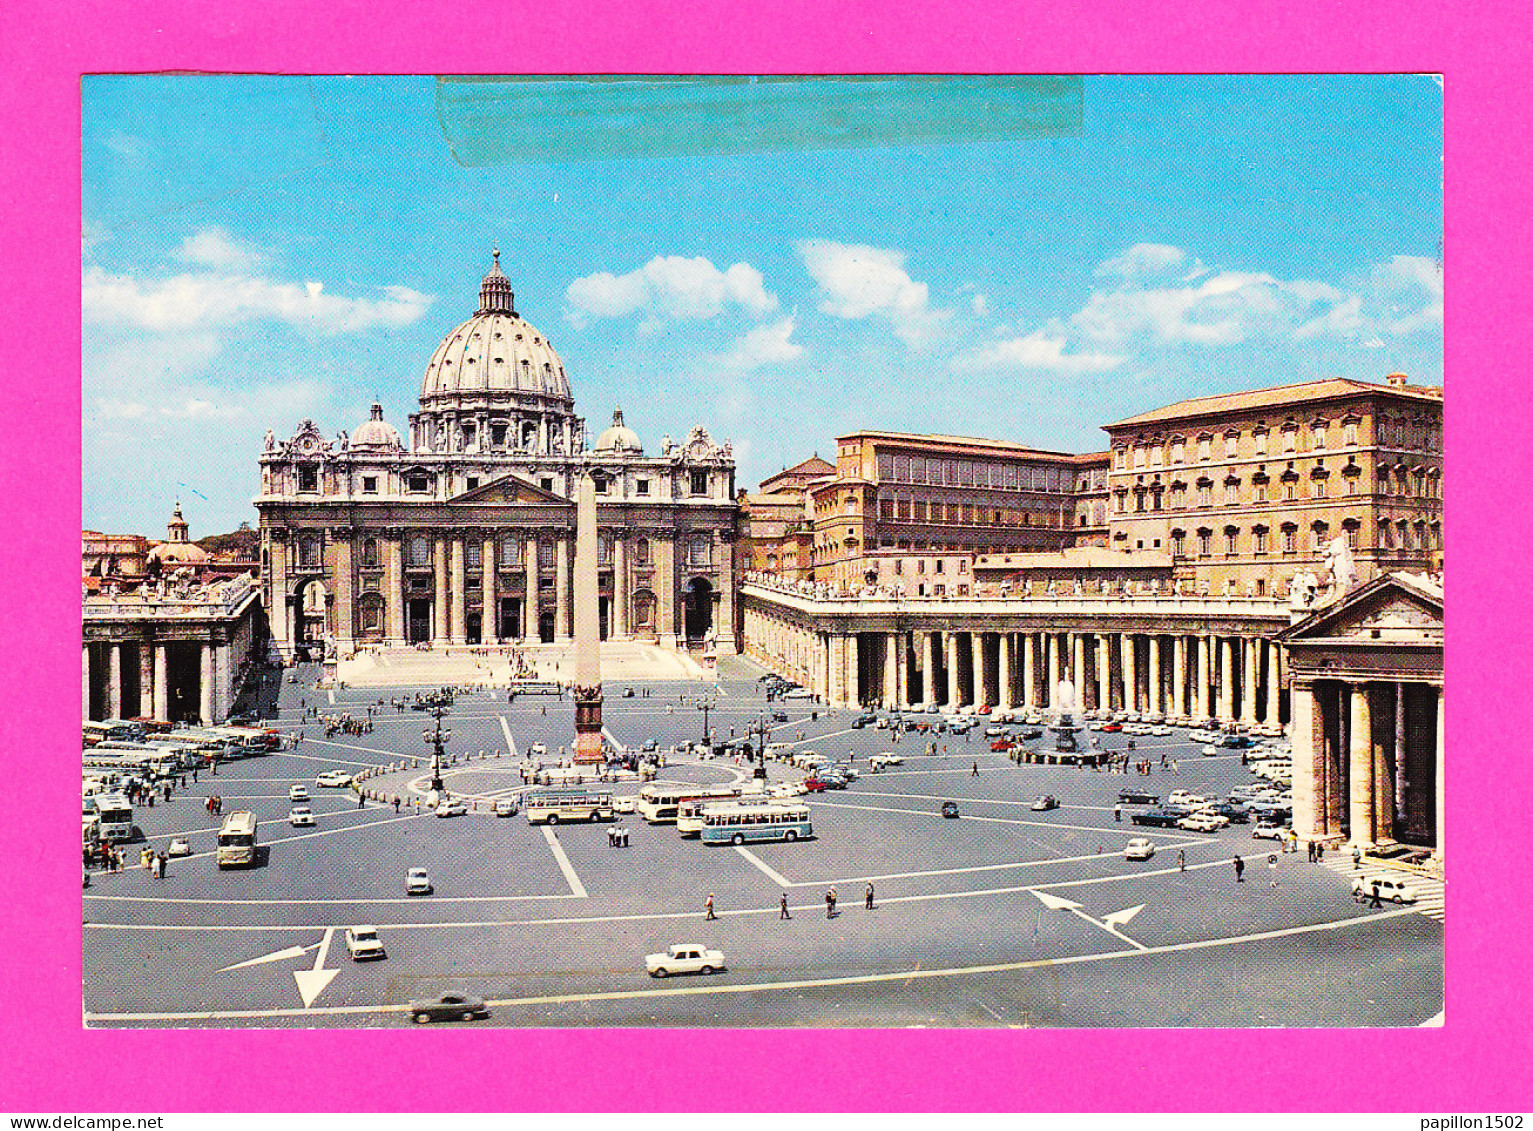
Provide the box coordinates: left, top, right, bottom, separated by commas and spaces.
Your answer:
328, 689, 336, 705
543, 827, 587, 898
735, 846, 790, 887
602, 726, 626, 753
271, 747, 383, 767
499, 716, 517, 755
83, 904, 1428, 1024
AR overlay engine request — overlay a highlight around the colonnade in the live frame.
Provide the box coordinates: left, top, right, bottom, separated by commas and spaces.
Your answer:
83, 638, 234, 726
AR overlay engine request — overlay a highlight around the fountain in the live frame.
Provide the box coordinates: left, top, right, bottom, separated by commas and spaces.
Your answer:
1049, 676, 1083, 755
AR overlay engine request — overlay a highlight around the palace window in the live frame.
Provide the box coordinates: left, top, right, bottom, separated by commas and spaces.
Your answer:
298, 466, 319, 492
636, 538, 651, 565
1224, 478, 1240, 505
500, 539, 518, 568
1197, 530, 1212, 557
1311, 420, 1329, 450
409, 535, 430, 568
1253, 427, 1269, 455
1252, 527, 1268, 554
1224, 430, 1240, 458
913, 501, 927, 521
1343, 419, 1359, 446
407, 472, 431, 494
690, 470, 709, 496
297, 534, 322, 569
1198, 434, 1213, 460
597, 534, 611, 566
881, 498, 894, 521
466, 477, 479, 491
1281, 525, 1298, 554
1311, 523, 1330, 552
1170, 530, 1185, 558
361, 476, 378, 494
1170, 438, 1185, 463
1151, 442, 1163, 466
1282, 423, 1298, 453
689, 533, 711, 566
1224, 527, 1239, 556
539, 540, 556, 568
1198, 481, 1213, 507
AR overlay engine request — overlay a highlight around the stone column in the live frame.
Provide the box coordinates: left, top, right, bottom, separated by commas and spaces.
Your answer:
268, 532, 289, 658
1124, 635, 1138, 713
1241, 638, 1258, 725
154, 644, 168, 722
82, 646, 91, 719
884, 633, 900, 709
998, 633, 1013, 710
449, 537, 466, 644
1114, 633, 1128, 712
433, 538, 449, 643
1198, 636, 1214, 721
482, 535, 498, 642
1348, 683, 1375, 845
846, 633, 860, 708
923, 632, 938, 706
1096, 634, 1110, 713
1290, 680, 1323, 838
212, 643, 230, 723
1218, 637, 1234, 722
108, 644, 122, 718
613, 536, 629, 639
385, 535, 404, 646
555, 535, 572, 642
199, 643, 214, 725
656, 535, 677, 649
523, 536, 539, 640
1173, 635, 1187, 719
139, 642, 155, 718
334, 533, 355, 651
1071, 633, 1085, 697
1267, 641, 1283, 728
1022, 633, 1036, 709
716, 537, 737, 654
1045, 632, 1058, 707
945, 632, 960, 707
1393, 682, 1408, 829
1147, 635, 1161, 716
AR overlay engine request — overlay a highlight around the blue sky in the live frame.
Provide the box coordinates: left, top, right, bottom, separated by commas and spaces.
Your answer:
82, 74, 1442, 537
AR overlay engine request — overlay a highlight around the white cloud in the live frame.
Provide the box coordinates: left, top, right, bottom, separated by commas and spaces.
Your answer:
158, 398, 244, 420
173, 228, 266, 272
1095, 243, 1187, 278
953, 331, 1125, 374
82, 266, 435, 334
971, 293, 990, 318
796, 238, 949, 348
718, 318, 804, 371
564, 256, 777, 324
1368, 254, 1442, 334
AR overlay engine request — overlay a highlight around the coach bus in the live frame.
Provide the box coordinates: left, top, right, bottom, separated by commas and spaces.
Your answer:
523, 788, 615, 825
94, 793, 136, 844
698, 801, 814, 846
676, 790, 758, 837
637, 782, 741, 825
216, 811, 260, 869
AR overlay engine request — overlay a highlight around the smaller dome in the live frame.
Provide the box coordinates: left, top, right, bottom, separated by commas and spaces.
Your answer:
351, 402, 403, 451
594, 407, 641, 454
149, 501, 209, 566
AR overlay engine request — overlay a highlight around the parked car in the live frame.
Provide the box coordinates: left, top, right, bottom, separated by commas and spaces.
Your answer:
1251, 821, 1290, 840
1019, 728, 1044, 740
289, 806, 315, 827
167, 836, 191, 857
646, 943, 726, 978
1209, 801, 1250, 823
288, 785, 310, 802
1102, 722, 1123, 733
1131, 806, 1185, 828
641, 739, 659, 752
1177, 812, 1226, 832
1118, 789, 1159, 805
802, 778, 827, 793
990, 738, 1016, 753
315, 770, 352, 787
940, 801, 960, 819
345, 925, 386, 961
405, 866, 433, 895
410, 993, 489, 1023
1167, 791, 1207, 808
1031, 795, 1060, 812
622, 687, 635, 698
493, 798, 519, 817
434, 799, 468, 817
614, 794, 638, 812
1352, 876, 1419, 904
1124, 837, 1156, 861
869, 754, 904, 770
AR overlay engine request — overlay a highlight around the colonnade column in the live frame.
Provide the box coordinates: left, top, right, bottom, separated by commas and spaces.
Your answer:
523, 537, 539, 640
449, 537, 466, 644
1348, 683, 1375, 845
1114, 634, 1128, 712
945, 632, 960, 707
154, 645, 168, 721
433, 538, 449, 642
998, 633, 1013, 710
1071, 633, 1084, 697
1241, 638, 1258, 725
1096, 635, 1110, 712
885, 633, 900, 710
139, 643, 155, 718
1434, 686, 1445, 863
199, 643, 214, 725
1147, 635, 1161, 716
1172, 635, 1187, 719
1044, 633, 1057, 706
924, 632, 938, 706
1290, 680, 1322, 838
212, 643, 229, 723
1198, 636, 1213, 720
1267, 641, 1282, 727
613, 537, 629, 639
108, 644, 122, 718
1124, 635, 1138, 713
555, 536, 572, 642
385, 535, 404, 645
1218, 637, 1234, 722
1022, 633, 1036, 709
482, 536, 498, 643
268, 534, 289, 656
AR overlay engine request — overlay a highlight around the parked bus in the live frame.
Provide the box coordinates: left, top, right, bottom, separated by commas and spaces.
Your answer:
155, 732, 225, 762
216, 811, 259, 869
636, 782, 741, 825
84, 741, 186, 777
523, 788, 615, 825
676, 790, 755, 836
83, 720, 139, 748
170, 728, 243, 758
699, 801, 814, 846
94, 793, 135, 843
209, 725, 280, 754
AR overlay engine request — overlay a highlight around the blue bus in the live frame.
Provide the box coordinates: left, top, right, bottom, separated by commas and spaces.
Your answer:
698, 801, 813, 846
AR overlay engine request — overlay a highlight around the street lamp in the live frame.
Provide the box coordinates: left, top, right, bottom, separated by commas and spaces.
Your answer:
422, 705, 452, 793
698, 696, 716, 750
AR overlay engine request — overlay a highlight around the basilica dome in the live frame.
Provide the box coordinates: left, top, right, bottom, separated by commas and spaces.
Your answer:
594, 407, 641, 454
419, 249, 573, 411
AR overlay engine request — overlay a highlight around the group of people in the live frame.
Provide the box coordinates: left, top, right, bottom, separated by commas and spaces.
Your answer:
606, 825, 632, 847
714, 883, 877, 922
203, 795, 225, 815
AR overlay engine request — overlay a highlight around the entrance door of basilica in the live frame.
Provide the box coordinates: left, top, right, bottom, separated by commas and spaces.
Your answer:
407, 598, 431, 644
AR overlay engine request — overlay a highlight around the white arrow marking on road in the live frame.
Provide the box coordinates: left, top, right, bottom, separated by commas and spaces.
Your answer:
292, 927, 338, 1007
499, 716, 517, 755
1033, 891, 1149, 951
220, 943, 312, 972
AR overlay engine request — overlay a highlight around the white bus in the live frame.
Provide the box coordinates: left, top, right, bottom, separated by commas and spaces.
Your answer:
523, 788, 615, 825
676, 790, 755, 837
637, 782, 741, 825
208, 726, 277, 755
83, 720, 139, 747
94, 793, 135, 843
216, 811, 259, 869
699, 801, 814, 846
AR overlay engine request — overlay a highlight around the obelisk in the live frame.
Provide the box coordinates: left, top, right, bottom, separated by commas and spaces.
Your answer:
572, 468, 604, 763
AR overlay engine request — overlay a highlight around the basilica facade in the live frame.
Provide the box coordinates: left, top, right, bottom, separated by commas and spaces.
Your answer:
255, 251, 739, 660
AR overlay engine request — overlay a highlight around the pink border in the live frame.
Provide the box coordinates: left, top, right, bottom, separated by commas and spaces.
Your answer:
6, 0, 1526, 1112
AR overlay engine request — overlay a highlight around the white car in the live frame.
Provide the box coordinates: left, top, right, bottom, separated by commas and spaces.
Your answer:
315, 770, 352, 787
493, 798, 519, 817
288, 806, 315, 827
434, 800, 468, 818
288, 785, 310, 802
529, 743, 547, 757
613, 795, 637, 813
1352, 876, 1419, 904
1152, 725, 1171, 736
1177, 812, 1224, 832
1167, 791, 1207, 808
405, 866, 433, 895
345, 925, 386, 960
1124, 838, 1156, 861
1251, 822, 1289, 840
869, 754, 904, 770
167, 837, 192, 857
784, 688, 813, 700
645, 943, 726, 978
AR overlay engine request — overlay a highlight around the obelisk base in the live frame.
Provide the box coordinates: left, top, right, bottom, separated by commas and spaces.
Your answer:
573, 683, 604, 764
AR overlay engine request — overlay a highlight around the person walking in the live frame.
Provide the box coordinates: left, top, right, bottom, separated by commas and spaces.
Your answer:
1317, 842, 1326, 862
1113, 803, 1122, 822
865, 882, 875, 910
971, 761, 979, 777
1234, 855, 1245, 882
1307, 840, 1317, 863
1369, 879, 1383, 908
1177, 849, 1186, 872
779, 893, 791, 920
704, 893, 717, 921
825, 887, 837, 918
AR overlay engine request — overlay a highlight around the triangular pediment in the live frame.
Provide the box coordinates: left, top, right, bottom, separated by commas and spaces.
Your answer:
450, 474, 573, 506
1279, 572, 1443, 643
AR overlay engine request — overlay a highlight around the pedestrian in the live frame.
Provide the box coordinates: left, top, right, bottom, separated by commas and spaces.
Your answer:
827, 887, 838, 917
1317, 842, 1326, 862
1352, 845, 1362, 871
1177, 849, 1186, 872
705, 893, 717, 920
1113, 804, 1122, 822
358, 794, 365, 808
1268, 853, 1279, 887
865, 882, 875, 910
780, 893, 791, 920
192, 768, 198, 783
971, 762, 979, 777
1234, 855, 1245, 882
1307, 840, 1317, 863
1369, 880, 1382, 908
394, 797, 401, 813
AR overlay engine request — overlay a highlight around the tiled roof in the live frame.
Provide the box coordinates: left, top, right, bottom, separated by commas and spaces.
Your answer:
1105, 378, 1442, 431
838, 430, 1078, 458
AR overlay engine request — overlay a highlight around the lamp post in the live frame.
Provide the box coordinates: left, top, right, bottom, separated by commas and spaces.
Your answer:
698, 696, 716, 750
423, 705, 451, 794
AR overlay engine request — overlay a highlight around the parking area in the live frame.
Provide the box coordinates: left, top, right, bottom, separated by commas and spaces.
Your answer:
83, 657, 1443, 1029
